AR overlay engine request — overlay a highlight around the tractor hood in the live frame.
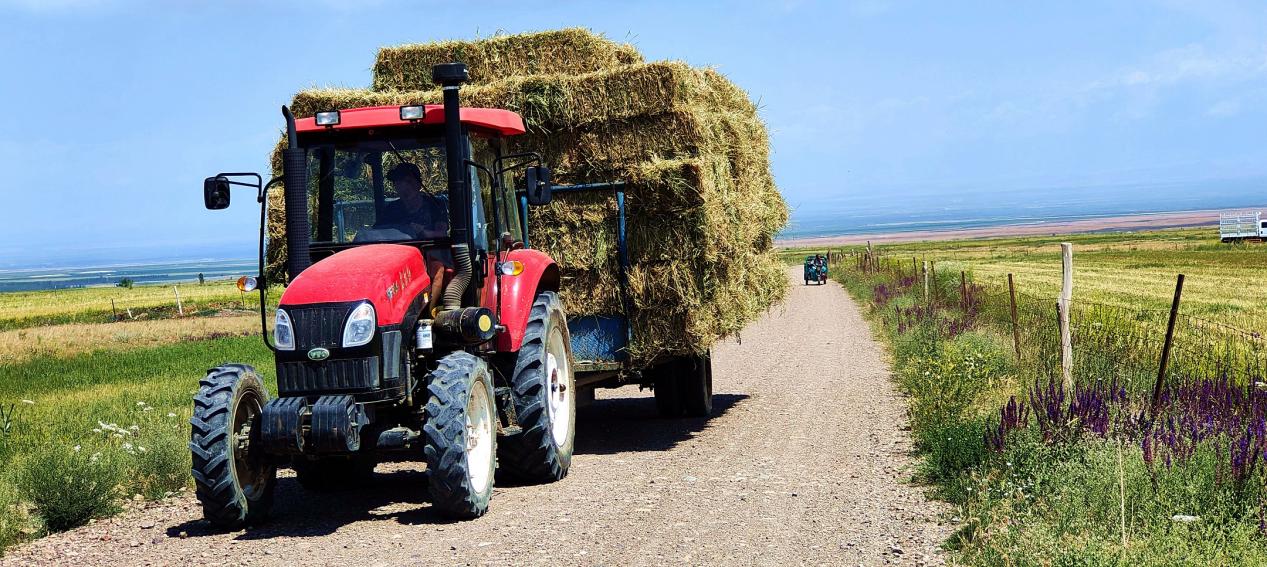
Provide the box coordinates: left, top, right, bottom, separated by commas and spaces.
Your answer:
279, 244, 431, 326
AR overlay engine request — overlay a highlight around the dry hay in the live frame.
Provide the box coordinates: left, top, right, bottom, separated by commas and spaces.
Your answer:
266, 31, 788, 365
372, 28, 642, 91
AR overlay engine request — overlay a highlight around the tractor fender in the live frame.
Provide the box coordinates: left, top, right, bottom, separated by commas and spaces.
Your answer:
484, 248, 559, 352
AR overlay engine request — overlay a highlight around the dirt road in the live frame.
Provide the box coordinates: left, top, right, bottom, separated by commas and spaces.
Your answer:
3, 267, 950, 566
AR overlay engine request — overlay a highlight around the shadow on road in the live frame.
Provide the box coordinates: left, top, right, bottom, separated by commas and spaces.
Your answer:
574, 392, 748, 455
166, 391, 749, 540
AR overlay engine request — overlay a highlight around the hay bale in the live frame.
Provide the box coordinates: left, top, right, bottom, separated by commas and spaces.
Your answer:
372, 28, 641, 91
266, 35, 787, 365
293, 61, 755, 132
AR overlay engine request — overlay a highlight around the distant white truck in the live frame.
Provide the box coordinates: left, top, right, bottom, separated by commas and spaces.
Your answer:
1219, 211, 1267, 242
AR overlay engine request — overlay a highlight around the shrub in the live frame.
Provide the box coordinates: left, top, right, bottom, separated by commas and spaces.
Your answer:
16, 445, 123, 532
0, 481, 41, 554
116, 278, 134, 289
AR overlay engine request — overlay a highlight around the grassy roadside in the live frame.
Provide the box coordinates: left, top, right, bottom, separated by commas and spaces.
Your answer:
0, 335, 272, 551
833, 250, 1267, 564
0, 281, 257, 331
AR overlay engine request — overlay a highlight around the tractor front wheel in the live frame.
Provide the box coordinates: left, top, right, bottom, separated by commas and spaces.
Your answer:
423, 352, 497, 519
190, 364, 276, 530
498, 291, 576, 483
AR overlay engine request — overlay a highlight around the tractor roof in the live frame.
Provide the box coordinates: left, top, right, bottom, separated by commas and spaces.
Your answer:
296, 105, 526, 136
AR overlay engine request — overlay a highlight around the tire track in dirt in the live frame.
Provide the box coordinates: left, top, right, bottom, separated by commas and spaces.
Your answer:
2, 267, 950, 566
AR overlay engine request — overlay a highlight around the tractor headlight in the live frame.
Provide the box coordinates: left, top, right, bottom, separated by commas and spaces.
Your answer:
400, 105, 425, 121
342, 303, 376, 348
274, 309, 295, 351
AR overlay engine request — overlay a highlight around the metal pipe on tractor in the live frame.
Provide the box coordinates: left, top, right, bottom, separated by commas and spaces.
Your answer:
435, 62, 473, 311
281, 107, 311, 281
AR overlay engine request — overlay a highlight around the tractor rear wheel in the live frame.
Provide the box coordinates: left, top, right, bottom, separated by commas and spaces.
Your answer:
423, 351, 497, 519
189, 364, 276, 530
292, 456, 376, 492
680, 353, 714, 417
498, 291, 576, 483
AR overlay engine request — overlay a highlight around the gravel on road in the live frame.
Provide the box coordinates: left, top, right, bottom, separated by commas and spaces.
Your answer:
2, 267, 951, 566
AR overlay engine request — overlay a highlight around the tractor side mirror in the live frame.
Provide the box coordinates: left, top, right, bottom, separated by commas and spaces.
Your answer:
203, 176, 231, 210
524, 166, 552, 206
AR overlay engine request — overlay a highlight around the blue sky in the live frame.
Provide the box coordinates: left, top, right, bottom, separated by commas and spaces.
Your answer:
1, 0, 1265, 266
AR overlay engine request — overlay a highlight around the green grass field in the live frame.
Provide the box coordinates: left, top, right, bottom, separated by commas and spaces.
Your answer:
790, 227, 1267, 331
0, 281, 258, 331
0, 281, 271, 552
810, 227, 1267, 564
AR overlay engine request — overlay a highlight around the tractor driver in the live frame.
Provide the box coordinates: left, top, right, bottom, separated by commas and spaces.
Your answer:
383, 162, 452, 315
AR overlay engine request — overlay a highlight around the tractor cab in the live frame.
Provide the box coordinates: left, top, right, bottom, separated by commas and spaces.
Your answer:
195, 63, 574, 527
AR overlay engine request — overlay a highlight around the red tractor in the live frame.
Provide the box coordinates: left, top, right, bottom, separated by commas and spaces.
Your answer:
196, 63, 714, 528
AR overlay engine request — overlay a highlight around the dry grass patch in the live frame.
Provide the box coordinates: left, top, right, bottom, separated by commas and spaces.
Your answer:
0, 315, 257, 364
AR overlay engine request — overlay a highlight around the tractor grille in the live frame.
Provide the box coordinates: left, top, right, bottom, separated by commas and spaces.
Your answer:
276, 357, 381, 394
286, 304, 353, 350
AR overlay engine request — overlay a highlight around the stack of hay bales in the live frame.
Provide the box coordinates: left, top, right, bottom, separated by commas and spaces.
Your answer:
271, 28, 787, 365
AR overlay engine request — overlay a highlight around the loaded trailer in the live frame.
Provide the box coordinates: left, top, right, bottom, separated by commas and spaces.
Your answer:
194, 62, 712, 528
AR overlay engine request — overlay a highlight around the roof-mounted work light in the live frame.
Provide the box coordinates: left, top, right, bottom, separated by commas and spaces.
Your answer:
314, 110, 341, 127
400, 105, 425, 121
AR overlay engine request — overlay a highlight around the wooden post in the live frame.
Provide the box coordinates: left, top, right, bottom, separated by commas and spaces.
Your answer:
1059, 243, 1073, 391
930, 261, 937, 301
1151, 274, 1185, 412
1007, 274, 1021, 361
912, 257, 918, 278
110, 299, 119, 322
173, 286, 184, 316
922, 261, 930, 304
959, 271, 967, 310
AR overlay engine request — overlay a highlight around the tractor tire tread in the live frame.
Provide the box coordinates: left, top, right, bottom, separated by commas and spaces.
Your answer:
498, 291, 574, 483
423, 351, 494, 519
189, 365, 275, 530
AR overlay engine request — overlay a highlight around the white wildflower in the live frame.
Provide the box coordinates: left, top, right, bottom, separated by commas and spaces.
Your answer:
129, 425, 139, 431
142, 407, 153, 412
20, 400, 34, 405
138, 446, 147, 453
92, 428, 102, 434
136, 401, 145, 406
90, 452, 101, 462
166, 413, 177, 418
72, 445, 81, 452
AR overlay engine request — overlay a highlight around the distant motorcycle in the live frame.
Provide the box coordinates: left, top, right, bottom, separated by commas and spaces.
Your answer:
803, 255, 828, 285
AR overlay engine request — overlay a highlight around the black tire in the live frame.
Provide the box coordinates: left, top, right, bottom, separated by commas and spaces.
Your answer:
189, 364, 276, 530
423, 351, 497, 519
680, 353, 714, 417
653, 360, 683, 417
292, 457, 376, 492
498, 291, 576, 483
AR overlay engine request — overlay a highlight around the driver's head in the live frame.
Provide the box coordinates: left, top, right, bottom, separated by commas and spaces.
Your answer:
387, 163, 424, 206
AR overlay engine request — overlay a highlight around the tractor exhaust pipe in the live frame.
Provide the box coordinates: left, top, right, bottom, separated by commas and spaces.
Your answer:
280, 106, 311, 282
432, 63, 471, 310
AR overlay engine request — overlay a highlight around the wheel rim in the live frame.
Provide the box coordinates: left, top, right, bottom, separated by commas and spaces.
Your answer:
465, 379, 494, 494
545, 326, 573, 447
228, 390, 268, 500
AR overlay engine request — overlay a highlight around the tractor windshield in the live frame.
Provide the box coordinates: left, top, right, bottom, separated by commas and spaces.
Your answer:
304, 137, 451, 245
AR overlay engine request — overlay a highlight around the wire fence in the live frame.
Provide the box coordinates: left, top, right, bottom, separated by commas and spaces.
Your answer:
832, 249, 1267, 393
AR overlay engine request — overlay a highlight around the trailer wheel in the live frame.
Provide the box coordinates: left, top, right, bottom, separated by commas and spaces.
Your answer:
423, 351, 497, 519
680, 353, 714, 417
189, 364, 276, 530
292, 456, 376, 492
498, 291, 575, 483
653, 361, 683, 417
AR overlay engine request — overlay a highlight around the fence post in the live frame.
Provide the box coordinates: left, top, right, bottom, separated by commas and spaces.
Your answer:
960, 270, 967, 310
1059, 243, 1074, 391
912, 257, 918, 278
1151, 274, 1185, 413
173, 286, 184, 316
110, 299, 119, 322
1007, 273, 1021, 361
923, 261, 930, 304
930, 261, 937, 302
